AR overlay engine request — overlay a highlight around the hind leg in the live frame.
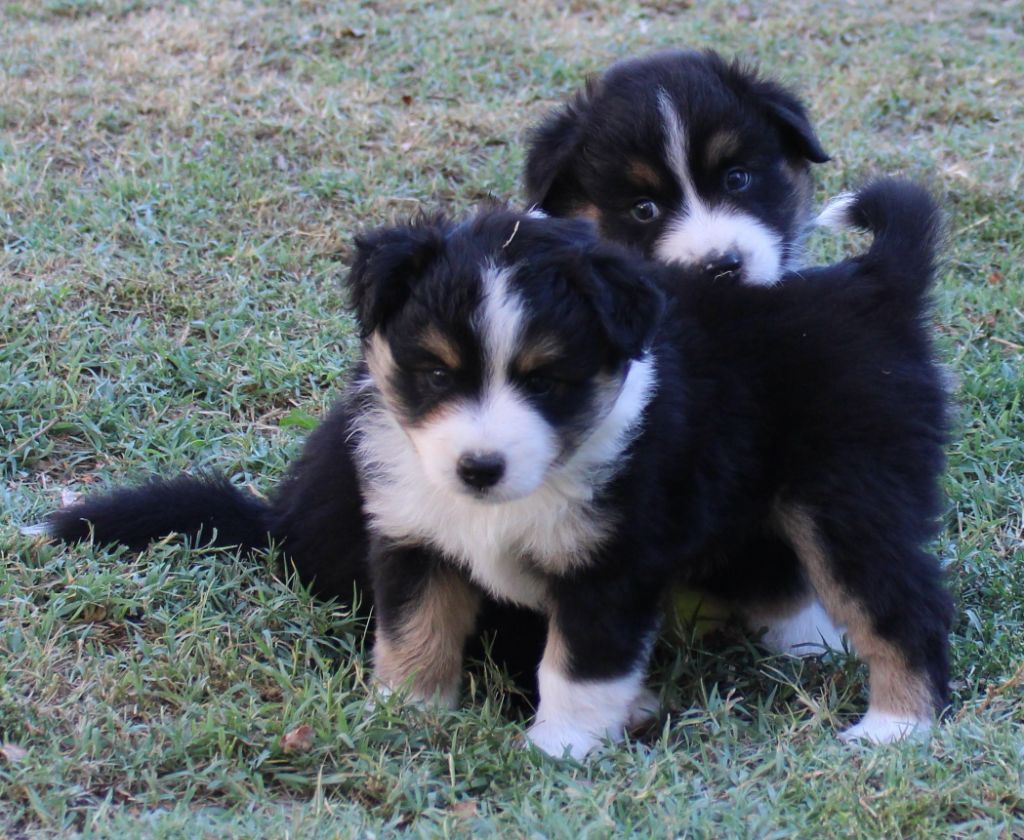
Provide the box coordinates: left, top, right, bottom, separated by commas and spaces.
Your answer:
699, 532, 847, 655
777, 505, 951, 742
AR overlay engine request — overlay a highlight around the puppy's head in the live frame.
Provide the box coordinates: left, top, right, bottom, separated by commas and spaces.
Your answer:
348, 212, 664, 503
525, 50, 829, 285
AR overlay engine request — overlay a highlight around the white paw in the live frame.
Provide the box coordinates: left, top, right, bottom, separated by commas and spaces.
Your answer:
367, 679, 457, 712
19, 523, 52, 538
813, 192, 857, 231
528, 660, 648, 760
838, 710, 932, 744
362, 682, 393, 714
524, 719, 608, 760
750, 599, 847, 657
625, 688, 659, 731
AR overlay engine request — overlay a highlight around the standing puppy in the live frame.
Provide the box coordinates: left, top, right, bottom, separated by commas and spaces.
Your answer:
526, 49, 846, 653
525, 49, 830, 285
340, 181, 952, 755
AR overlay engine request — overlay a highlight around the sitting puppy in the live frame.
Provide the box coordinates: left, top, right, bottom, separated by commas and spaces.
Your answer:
525, 49, 830, 285
36, 180, 951, 759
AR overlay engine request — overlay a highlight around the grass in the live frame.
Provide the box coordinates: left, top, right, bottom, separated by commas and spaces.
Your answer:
2, 0, 1022, 836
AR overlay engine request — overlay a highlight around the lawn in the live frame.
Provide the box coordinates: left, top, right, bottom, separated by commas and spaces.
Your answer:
2, 0, 1022, 836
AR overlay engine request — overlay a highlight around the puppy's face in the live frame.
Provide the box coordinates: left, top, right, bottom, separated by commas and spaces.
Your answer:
525, 50, 830, 285
348, 214, 663, 502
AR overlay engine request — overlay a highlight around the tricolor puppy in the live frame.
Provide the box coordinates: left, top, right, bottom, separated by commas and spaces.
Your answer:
525, 49, 830, 285
527, 49, 849, 656
37, 180, 951, 759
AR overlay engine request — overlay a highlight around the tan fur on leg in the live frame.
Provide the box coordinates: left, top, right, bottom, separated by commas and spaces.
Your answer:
373, 568, 480, 709
777, 506, 933, 739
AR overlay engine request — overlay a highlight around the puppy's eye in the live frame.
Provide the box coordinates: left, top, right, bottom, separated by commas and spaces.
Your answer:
630, 199, 660, 223
523, 373, 556, 397
423, 367, 453, 392
724, 168, 753, 192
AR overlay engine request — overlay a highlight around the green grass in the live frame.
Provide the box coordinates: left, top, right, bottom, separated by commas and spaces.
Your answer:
2, 0, 1023, 836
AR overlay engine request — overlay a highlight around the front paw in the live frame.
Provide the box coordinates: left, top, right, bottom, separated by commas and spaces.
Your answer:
625, 687, 660, 732
370, 673, 459, 711
525, 719, 606, 760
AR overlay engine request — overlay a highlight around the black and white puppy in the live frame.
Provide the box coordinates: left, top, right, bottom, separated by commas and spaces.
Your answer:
526, 49, 850, 655
36, 180, 951, 759
525, 49, 830, 285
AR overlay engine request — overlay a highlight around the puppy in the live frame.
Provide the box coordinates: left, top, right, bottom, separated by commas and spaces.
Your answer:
524, 49, 830, 285
36, 180, 951, 759
526, 49, 851, 654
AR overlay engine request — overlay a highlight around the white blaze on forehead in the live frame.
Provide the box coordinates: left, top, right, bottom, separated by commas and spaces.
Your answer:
655, 87, 784, 286
478, 262, 523, 384
657, 88, 694, 199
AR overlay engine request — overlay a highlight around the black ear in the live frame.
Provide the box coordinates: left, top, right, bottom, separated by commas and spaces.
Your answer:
568, 244, 666, 359
523, 83, 595, 214
759, 86, 830, 164
346, 221, 446, 337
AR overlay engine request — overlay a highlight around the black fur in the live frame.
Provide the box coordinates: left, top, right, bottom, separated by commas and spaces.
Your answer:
47, 474, 270, 554
348, 220, 448, 338
41, 180, 951, 742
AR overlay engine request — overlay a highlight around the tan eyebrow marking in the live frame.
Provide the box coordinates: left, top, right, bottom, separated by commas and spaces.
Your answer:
570, 203, 602, 223
514, 336, 564, 374
419, 326, 461, 369
704, 130, 741, 169
628, 160, 665, 192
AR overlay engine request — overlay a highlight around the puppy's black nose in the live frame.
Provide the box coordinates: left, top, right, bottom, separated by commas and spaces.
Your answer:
457, 452, 506, 490
703, 251, 743, 277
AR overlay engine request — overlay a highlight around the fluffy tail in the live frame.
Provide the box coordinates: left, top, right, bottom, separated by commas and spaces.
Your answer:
28, 474, 271, 553
26, 399, 372, 613
815, 179, 943, 297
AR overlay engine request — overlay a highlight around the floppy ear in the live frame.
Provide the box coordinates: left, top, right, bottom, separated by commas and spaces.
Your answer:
523, 83, 595, 214
568, 244, 666, 359
346, 222, 446, 337
759, 86, 830, 164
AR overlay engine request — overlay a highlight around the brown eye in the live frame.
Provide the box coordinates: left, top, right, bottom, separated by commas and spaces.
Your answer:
630, 199, 660, 223
523, 373, 555, 397
423, 367, 453, 392
724, 168, 752, 192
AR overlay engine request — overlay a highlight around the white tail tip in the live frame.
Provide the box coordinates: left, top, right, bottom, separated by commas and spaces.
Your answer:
813, 192, 857, 231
